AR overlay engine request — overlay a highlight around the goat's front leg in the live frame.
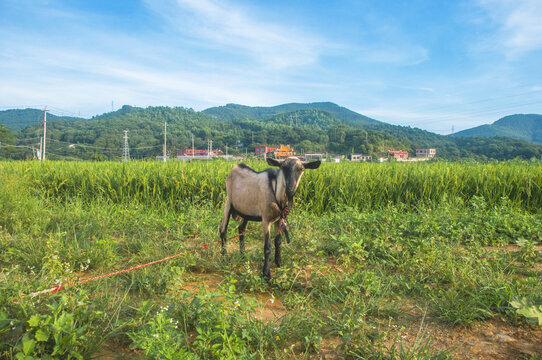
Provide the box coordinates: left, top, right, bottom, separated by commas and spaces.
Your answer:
273, 222, 282, 268
262, 221, 272, 279
238, 219, 248, 254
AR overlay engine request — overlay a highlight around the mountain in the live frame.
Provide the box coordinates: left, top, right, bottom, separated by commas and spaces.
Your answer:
0, 109, 84, 131
203, 102, 381, 126
3, 104, 542, 161
451, 114, 542, 144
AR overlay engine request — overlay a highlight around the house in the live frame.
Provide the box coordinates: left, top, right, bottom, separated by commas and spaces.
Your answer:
351, 153, 372, 162
176, 148, 223, 161
255, 146, 277, 155
177, 149, 223, 157
388, 150, 408, 160
416, 148, 436, 158
274, 144, 295, 159
305, 153, 325, 161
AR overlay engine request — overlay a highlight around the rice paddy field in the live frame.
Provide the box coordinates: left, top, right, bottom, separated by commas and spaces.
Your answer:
1, 160, 541, 359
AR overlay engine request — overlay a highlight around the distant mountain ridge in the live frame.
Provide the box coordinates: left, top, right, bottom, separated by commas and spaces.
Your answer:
2, 104, 542, 161
203, 102, 381, 126
452, 114, 542, 144
0, 108, 83, 131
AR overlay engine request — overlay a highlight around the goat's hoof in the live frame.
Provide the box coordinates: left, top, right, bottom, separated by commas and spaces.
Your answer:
262, 271, 271, 280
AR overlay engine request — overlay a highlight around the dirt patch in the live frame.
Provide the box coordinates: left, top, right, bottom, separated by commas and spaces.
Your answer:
318, 336, 343, 360
181, 272, 223, 293
483, 244, 542, 253
252, 292, 288, 322
393, 306, 542, 359
94, 343, 143, 359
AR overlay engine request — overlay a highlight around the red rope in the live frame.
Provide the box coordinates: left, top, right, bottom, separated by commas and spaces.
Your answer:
12, 244, 209, 302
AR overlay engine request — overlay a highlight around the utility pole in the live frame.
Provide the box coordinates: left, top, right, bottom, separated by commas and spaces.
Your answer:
191, 133, 194, 160
123, 130, 130, 162
226, 144, 228, 159
163, 121, 167, 162
39, 137, 43, 161
42, 106, 47, 160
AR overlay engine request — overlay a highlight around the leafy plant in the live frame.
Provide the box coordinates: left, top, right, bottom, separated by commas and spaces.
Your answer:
510, 297, 542, 327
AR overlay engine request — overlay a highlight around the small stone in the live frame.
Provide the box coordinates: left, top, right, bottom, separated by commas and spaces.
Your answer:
482, 330, 494, 337
494, 334, 516, 343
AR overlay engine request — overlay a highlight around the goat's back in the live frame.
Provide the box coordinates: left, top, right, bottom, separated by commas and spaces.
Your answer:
226, 164, 277, 218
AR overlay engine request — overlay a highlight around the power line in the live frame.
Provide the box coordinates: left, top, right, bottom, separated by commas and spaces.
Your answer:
408, 88, 542, 115
47, 138, 162, 151
1, 144, 35, 150
387, 99, 542, 128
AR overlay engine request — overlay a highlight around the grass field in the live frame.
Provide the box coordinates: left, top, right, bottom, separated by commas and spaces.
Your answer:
1, 160, 541, 359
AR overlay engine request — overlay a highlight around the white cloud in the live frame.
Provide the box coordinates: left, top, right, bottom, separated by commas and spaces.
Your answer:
0, 38, 295, 115
353, 44, 429, 66
477, 0, 542, 55
144, 0, 326, 69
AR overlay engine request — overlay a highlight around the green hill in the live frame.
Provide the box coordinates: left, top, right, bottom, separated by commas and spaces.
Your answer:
3, 104, 542, 161
203, 102, 381, 126
451, 114, 542, 144
0, 108, 83, 131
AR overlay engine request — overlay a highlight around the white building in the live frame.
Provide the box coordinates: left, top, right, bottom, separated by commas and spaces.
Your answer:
416, 148, 436, 158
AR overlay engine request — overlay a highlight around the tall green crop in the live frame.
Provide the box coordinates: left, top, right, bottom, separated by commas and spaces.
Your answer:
1, 160, 541, 213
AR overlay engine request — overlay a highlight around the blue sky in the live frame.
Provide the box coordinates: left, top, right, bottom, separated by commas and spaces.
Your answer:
1, 0, 541, 134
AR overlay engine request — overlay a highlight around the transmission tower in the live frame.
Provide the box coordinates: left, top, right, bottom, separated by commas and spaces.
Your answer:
42, 106, 47, 160
123, 130, 130, 162
163, 121, 167, 162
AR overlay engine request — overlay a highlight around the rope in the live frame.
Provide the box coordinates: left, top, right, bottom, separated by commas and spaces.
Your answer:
11, 226, 261, 302
12, 244, 209, 302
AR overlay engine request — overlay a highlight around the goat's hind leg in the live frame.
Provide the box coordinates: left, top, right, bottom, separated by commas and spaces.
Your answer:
219, 199, 232, 256
238, 218, 248, 254
262, 221, 272, 279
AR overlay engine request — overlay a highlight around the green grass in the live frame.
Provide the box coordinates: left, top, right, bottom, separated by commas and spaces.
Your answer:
1, 160, 542, 212
1, 160, 541, 359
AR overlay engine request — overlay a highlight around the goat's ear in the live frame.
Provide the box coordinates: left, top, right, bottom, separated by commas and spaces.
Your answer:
303, 160, 321, 169
266, 158, 282, 167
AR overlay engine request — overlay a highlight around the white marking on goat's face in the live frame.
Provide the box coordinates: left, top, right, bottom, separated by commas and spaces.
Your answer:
281, 158, 305, 199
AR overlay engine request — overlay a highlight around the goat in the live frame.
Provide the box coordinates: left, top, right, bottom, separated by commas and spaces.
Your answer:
219, 157, 321, 278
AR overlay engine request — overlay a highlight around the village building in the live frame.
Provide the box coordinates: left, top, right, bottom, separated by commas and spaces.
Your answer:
416, 148, 436, 158
176, 148, 223, 161
273, 144, 295, 159
254, 146, 277, 156
304, 153, 325, 161
388, 150, 408, 160
351, 153, 372, 162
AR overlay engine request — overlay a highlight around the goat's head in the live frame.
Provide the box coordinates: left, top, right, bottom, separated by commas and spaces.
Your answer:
267, 157, 321, 202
